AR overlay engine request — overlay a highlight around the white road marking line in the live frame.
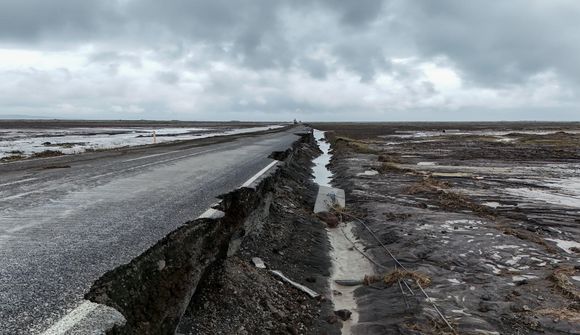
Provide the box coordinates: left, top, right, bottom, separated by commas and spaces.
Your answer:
0, 177, 38, 188
198, 160, 279, 218
40, 300, 126, 335
40, 301, 97, 335
88, 148, 218, 181
241, 160, 278, 187
0, 190, 41, 202
0, 148, 220, 201
122, 150, 181, 163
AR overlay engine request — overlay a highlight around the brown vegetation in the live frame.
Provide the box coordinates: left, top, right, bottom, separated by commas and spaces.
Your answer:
0, 154, 25, 162
378, 162, 413, 174
325, 132, 379, 154
549, 266, 580, 301
500, 227, 557, 253
406, 176, 451, 194
364, 269, 431, 287
377, 153, 401, 163
31, 150, 64, 158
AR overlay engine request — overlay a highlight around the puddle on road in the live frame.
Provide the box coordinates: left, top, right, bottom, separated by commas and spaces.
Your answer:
312, 129, 373, 334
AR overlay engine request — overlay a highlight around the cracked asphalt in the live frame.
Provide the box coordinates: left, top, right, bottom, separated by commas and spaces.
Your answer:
0, 126, 304, 334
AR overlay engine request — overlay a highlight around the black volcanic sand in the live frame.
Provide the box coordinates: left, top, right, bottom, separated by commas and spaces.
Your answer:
311, 123, 580, 335
177, 138, 341, 335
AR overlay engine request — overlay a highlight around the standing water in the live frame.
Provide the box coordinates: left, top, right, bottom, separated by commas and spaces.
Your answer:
312, 129, 374, 334
312, 130, 333, 187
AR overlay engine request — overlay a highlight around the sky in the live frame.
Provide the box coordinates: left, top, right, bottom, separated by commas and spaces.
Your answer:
0, 0, 579, 121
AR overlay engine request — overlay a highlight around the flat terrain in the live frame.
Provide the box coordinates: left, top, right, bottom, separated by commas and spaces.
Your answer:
0, 119, 278, 129
0, 120, 285, 159
312, 122, 580, 334
0, 125, 302, 334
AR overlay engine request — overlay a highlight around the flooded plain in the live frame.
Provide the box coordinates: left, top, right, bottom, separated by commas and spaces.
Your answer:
0, 122, 284, 160
312, 122, 580, 335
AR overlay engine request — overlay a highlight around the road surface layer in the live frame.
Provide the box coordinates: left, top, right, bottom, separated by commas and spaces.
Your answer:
0, 126, 303, 334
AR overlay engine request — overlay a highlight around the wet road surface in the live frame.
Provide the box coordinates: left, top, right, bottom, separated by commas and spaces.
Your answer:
0, 126, 304, 334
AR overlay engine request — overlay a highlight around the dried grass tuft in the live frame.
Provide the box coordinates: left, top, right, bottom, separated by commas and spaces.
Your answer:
31, 150, 63, 158
406, 176, 451, 194
378, 162, 413, 174
536, 307, 580, 322
333, 136, 379, 154
549, 266, 580, 302
378, 153, 401, 163
500, 227, 557, 253
365, 269, 431, 287
0, 154, 25, 162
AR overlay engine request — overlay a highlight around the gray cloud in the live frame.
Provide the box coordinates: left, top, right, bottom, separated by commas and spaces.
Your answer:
0, 0, 578, 120
402, 0, 580, 86
0, 0, 116, 44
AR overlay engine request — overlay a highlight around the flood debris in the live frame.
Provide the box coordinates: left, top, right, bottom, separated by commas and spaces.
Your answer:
364, 269, 432, 288
252, 257, 266, 269
550, 266, 580, 301
0, 154, 25, 162
334, 309, 352, 321
378, 162, 413, 174
313, 185, 346, 213
500, 226, 558, 253
270, 270, 320, 299
30, 150, 64, 158
317, 211, 340, 228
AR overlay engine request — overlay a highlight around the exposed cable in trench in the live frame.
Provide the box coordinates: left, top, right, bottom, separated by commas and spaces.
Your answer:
338, 225, 414, 306
335, 211, 457, 334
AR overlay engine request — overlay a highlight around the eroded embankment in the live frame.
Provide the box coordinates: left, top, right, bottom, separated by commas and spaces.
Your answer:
84, 131, 339, 335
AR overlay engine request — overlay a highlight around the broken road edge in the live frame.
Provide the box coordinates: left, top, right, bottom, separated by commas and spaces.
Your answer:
41, 129, 331, 335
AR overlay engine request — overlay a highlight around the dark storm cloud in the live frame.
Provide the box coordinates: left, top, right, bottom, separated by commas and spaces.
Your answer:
2, 0, 578, 85
400, 0, 580, 86
0, 0, 389, 77
309, 0, 385, 27
0, 0, 117, 43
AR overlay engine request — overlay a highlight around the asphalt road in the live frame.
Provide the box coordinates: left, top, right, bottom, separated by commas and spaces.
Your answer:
0, 126, 305, 334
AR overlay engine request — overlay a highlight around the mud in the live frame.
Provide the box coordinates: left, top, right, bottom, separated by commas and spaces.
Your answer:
84, 131, 339, 335
312, 123, 580, 335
